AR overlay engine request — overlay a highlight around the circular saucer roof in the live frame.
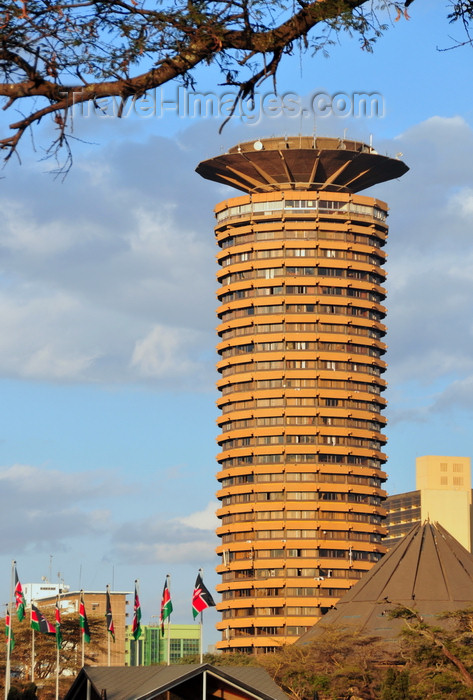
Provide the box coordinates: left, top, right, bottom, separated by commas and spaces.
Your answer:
196, 136, 408, 194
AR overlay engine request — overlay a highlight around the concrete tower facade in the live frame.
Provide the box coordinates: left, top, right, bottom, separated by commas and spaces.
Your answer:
197, 136, 408, 653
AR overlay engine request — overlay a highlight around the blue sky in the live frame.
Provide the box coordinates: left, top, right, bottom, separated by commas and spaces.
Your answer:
1, 4, 473, 648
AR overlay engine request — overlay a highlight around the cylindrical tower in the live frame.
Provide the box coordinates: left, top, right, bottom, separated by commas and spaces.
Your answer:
196, 136, 408, 653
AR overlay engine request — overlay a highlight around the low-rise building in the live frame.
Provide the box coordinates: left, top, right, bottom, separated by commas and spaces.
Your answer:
32, 588, 130, 666
126, 624, 200, 665
385, 455, 472, 550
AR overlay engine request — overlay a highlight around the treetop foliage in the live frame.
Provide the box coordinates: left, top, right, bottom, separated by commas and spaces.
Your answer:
0, 612, 106, 700
0, 1, 471, 170
186, 609, 473, 699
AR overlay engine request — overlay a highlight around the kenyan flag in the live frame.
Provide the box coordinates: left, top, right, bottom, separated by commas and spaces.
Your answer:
14, 568, 26, 622
5, 612, 15, 651
31, 605, 55, 634
79, 593, 91, 643
105, 588, 115, 642
159, 578, 172, 635
192, 572, 216, 618
132, 581, 142, 641
55, 598, 62, 650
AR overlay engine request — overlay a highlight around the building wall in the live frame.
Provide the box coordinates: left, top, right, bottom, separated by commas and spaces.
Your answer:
40, 590, 129, 666
417, 455, 472, 550
384, 456, 472, 551
208, 164, 393, 651
383, 491, 421, 548
23, 582, 69, 605
126, 624, 200, 665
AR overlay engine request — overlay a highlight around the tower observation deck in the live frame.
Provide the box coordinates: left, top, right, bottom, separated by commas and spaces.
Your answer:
196, 136, 408, 653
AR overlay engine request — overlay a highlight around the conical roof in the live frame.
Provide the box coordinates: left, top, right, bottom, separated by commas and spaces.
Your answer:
297, 521, 473, 644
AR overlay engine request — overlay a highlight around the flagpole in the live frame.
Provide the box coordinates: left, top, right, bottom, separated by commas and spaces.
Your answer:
81, 592, 85, 668
199, 611, 203, 665
107, 585, 111, 668
30, 600, 37, 682
81, 629, 85, 667
31, 621, 35, 683
4, 604, 11, 700
5, 560, 15, 700
55, 592, 61, 700
80, 589, 85, 668
55, 645, 59, 700
166, 575, 171, 667
198, 568, 204, 664
132, 579, 142, 659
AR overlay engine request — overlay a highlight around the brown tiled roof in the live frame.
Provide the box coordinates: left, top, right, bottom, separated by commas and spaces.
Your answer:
297, 521, 473, 645
65, 663, 290, 700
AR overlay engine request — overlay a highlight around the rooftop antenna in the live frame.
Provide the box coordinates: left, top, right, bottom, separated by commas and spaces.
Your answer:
49, 555, 53, 583
369, 133, 373, 149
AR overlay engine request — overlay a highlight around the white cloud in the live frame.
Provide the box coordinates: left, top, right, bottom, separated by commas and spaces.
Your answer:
0, 134, 217, 387
0, 464, 119, 552
447, 186, 473, 217
131, 324, 207, 381
114, 540, 216, 565
111, 504, 219, 565
373, 117, 473, 403
178, 501, 219, 531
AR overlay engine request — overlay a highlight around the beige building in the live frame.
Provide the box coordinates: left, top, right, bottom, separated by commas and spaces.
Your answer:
39, 589, 129, 666
385, 456, 472, 550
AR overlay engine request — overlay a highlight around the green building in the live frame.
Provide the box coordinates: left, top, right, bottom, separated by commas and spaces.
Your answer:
126, 624, 201, 665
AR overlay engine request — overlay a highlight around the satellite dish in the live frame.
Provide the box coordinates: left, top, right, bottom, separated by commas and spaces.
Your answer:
253, 140, 263, 151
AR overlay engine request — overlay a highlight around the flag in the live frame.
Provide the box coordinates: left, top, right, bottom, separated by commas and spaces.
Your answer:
31, 605, 55, 634
5, 612, 15, 650
132, 582, 142, 641
159, 578, 172, 635
14, 568, 26, 622
192, 572, 216, 618
105, 589, 115, 641
55, 597, 62, 649
79, 593, 91, 643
